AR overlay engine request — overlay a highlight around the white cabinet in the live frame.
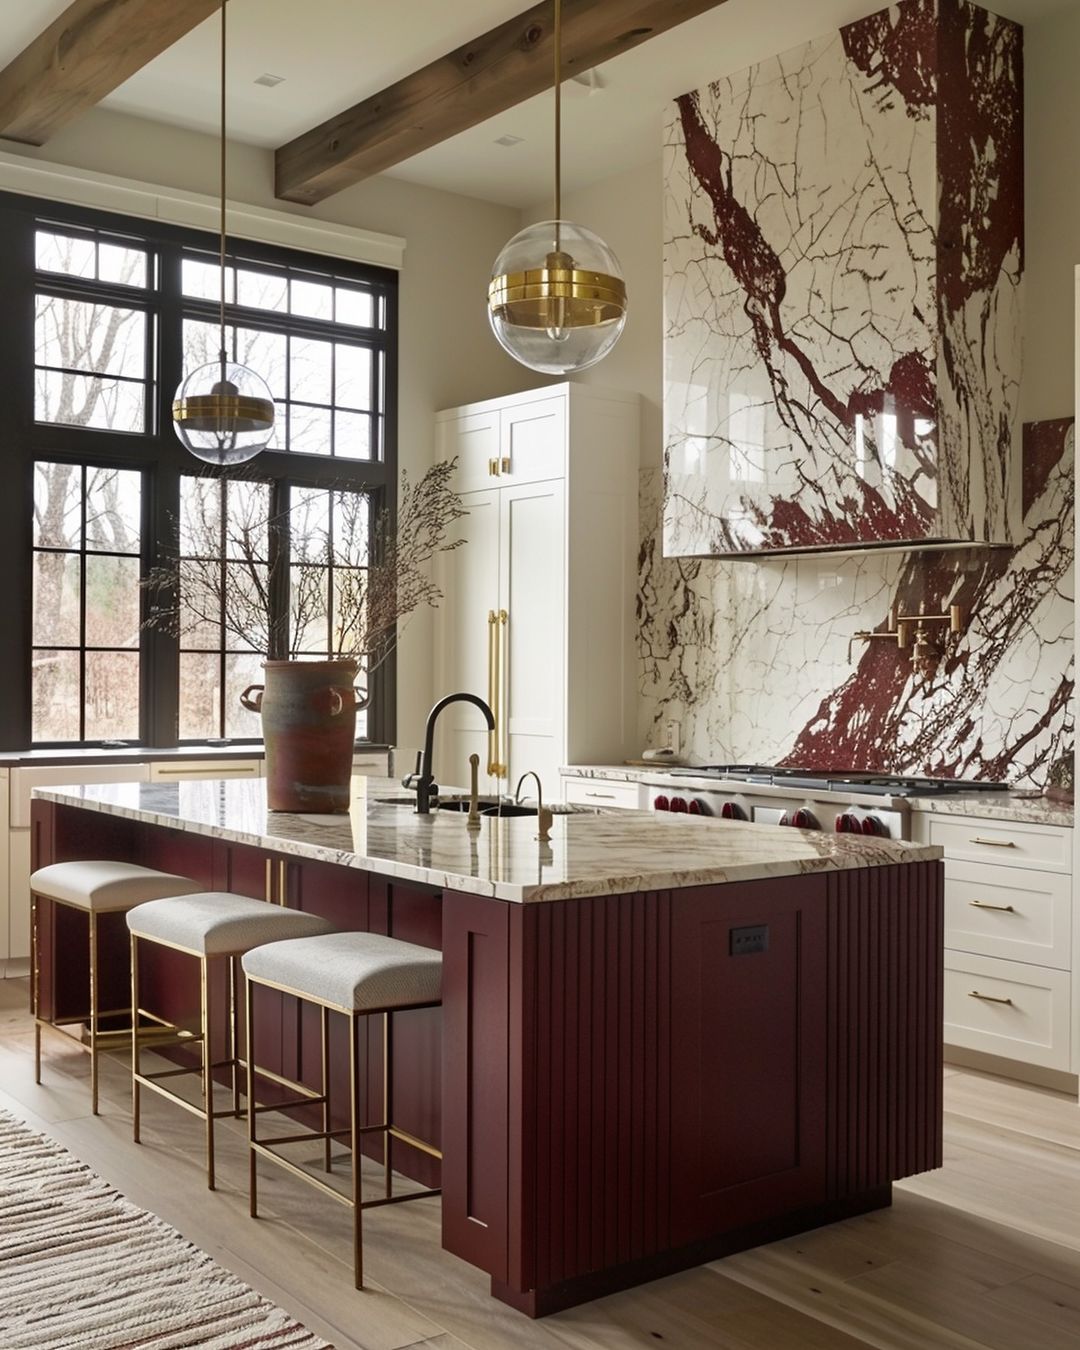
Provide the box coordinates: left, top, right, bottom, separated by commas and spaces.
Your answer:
912, 809, 1074, 1081
435, 384, 639, 797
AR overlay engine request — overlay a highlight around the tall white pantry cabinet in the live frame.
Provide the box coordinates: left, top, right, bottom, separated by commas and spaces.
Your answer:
434, 384, 639, 797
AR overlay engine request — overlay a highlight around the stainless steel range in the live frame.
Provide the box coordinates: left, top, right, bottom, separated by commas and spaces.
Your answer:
646, 766, 1010, 840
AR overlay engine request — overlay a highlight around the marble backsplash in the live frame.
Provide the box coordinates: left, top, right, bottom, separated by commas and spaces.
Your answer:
639, 420, 1074, 789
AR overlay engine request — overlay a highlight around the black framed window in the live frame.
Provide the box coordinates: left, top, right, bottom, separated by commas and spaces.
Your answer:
0, 189, 398, 751
32, 462, 143, 742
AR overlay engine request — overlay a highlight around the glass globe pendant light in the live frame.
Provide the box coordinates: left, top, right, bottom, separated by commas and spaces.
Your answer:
488, 0, 628, 375
172, 0, 274, 465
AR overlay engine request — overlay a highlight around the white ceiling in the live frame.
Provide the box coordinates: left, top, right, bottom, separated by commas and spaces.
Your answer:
2, 0, 1074, 208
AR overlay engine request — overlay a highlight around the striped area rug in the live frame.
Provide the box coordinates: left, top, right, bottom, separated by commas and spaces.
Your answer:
0, 1109, 332, 1349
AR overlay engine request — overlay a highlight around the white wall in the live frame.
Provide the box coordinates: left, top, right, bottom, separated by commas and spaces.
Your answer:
2, 107, 542, 742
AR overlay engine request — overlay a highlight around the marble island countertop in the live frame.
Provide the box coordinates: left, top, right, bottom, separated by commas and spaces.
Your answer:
35, 775, 940, 905
561, 766, 1074, 828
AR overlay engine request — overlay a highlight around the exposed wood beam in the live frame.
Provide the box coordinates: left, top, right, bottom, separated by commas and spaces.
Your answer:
276, 0, 730, 206
0, 0, 221, 146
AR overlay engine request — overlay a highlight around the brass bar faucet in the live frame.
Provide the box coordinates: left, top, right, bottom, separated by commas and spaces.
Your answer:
515, 771, 553, 843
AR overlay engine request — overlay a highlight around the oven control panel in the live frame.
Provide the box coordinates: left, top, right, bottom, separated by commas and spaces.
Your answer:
648, 786, 904, 839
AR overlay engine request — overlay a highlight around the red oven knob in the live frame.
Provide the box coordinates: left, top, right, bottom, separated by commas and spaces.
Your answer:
791, 808, 819, 830
720, 801, 747, 821
653, 795, 670, 811
670, 796, 689, 813
861, 815, 889, 837
835, 813, 858, 833
687, 798, 703, 815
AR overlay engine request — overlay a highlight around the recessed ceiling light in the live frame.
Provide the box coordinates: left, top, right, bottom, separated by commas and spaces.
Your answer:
254, 73, 286, 88
494, 134, 524, 147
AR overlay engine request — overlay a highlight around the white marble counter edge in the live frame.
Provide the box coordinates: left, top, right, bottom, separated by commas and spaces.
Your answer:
35, 787, 943, 905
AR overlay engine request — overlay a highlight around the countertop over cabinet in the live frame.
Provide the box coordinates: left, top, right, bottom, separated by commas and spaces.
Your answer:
560, 765, 1075, 828
35, 775, 940, 905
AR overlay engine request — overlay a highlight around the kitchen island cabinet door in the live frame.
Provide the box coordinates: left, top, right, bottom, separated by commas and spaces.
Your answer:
441, 890, 511, 1282
669, 881, 829, 1245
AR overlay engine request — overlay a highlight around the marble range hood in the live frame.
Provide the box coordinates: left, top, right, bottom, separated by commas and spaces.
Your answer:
662, 0, 1024, 558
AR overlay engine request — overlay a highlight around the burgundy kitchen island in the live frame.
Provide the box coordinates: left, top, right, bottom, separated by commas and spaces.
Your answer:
31, 777, 944, 1317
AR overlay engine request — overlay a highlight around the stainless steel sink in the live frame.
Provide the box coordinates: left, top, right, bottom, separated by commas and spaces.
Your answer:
374, 794, 537, 817
437, 801, 537, 817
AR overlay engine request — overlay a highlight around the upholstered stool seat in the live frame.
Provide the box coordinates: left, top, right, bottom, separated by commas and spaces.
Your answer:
31, 861, 202, 913
127, 892, 334, 1189
241, 930, 443, 1288
242, 931, 442, 1012
127, 892, 331, 956
29, 861, 203, 1113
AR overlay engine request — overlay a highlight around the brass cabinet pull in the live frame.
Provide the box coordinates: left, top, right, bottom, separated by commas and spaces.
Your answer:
500, 455, 511, 474
154, 766, 255, 776
488, 457, 500, 477
968, 989, 1014, 1006
496, 609, 509, 779
586, 791, 617, 800
279, 860, 288, 907
264, 858, 273, 904
968, 900, 1015, 912
969, 836, 1017, 848
487, 610, 499, 775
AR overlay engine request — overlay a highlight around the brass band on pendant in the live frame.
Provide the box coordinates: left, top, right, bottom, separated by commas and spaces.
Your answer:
172, 393, 276, 434
488, 262, 627, 329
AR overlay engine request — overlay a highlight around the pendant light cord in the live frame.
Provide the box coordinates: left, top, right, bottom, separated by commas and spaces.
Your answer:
218, 0, 228, 368
553, 0, 561, 244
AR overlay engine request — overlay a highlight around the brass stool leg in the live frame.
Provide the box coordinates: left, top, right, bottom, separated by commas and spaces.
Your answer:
202, 956, 215, 1190
230, 956, 241, 1119
350, 1011, 363, 1290
131, 935, 141, 1143
247, 973, 258, 1218
89, 911, 100, 1115
321, 1004, 332, 1173
383, 1012, 392, 1199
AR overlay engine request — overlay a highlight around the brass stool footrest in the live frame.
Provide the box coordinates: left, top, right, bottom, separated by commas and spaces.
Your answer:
134, 1073, 244, 1122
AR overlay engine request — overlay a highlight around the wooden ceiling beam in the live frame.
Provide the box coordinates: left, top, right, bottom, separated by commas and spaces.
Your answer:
0, 0, 222, 146
275, 0, 730, 206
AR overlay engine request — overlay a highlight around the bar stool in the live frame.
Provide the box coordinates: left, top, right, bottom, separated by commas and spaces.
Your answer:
29, 861, 203, 1113
127, 892, 333, 1189
241, 930, 443, 1288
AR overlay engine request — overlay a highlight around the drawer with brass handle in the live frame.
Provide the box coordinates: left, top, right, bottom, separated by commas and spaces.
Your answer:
944, 860, 1070, 967
926, 814, 1071, 872
563, 778, 641, 810
944, 951, 1070, 1070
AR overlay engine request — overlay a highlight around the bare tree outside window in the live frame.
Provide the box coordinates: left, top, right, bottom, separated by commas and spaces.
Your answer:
144, 461, 467, 740
33, 462, 142, 743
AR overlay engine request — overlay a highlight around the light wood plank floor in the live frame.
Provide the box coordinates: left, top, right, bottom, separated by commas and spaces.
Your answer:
1, 977, 1078, 1350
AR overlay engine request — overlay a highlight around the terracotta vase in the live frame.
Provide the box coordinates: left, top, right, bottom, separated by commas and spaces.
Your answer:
240, 659, 365, 813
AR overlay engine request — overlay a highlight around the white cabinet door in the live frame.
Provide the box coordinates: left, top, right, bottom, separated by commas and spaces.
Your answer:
8, 830, 31, 967
438, 409, 501, 495
436, 489, 503, 791
500, 480, 566, 792
499, 397, 565, 486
